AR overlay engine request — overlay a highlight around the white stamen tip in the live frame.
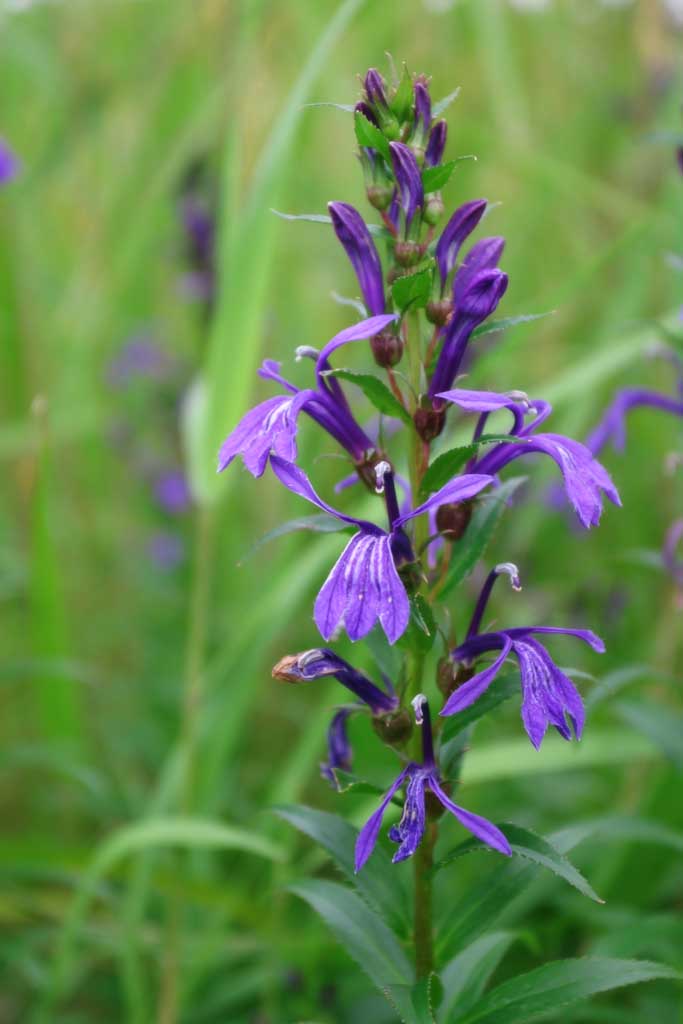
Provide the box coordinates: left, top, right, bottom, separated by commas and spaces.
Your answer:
411, 693, 427, 724
374, 460, 391, 493
495, 562, 522, 591
506, 390, 530, 409
295, 345, 318, 362
299, 649, 324, 668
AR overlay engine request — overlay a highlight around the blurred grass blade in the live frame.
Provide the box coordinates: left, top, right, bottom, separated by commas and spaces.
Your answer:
440, 931, 524, 1021
193, 0, 368, 503
44, 817, 284, 1015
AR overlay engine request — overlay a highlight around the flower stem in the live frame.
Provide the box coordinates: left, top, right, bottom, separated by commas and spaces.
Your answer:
414, 821, 436, 978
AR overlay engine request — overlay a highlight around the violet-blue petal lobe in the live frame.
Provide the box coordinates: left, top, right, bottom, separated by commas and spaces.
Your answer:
355, 767, 410, 872
394, 473, 493, 527
441, 635, 513, 716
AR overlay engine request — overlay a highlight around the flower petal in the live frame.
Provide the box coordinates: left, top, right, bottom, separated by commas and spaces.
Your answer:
218, 394, 311, 477
435, 200, 487, 286
269, 456, 377, 530
355, 767, 410, 872
435, 388, 526, 413
395, 473, 493, 527
390, 770, 427, 863
328, 202, 386, 316
429, 778, 512, 855
441, 635, 512, 716
315, 314, 398, 375
314, 532, 409, 644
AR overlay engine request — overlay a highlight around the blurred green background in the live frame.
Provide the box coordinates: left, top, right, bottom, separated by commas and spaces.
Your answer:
1, 0, 682, 1020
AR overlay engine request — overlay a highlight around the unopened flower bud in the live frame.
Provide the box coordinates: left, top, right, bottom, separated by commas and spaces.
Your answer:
372, 707, 413, 746
436, 656, 457, 697
371, 328, 404, 368
423, 192, 445, 226
435, 498, 474, 541
414, 402, 446, 442
426, 297, 453, 326
394, 240, 422, 267
366, 182, 394, 211
425, 120, 447, 168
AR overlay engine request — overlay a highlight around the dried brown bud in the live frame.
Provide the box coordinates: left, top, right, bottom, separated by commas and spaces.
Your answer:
354, 450, 389, 491
436, 656, 456, 698
272, 654, 303, 683
435, 499, 474, 542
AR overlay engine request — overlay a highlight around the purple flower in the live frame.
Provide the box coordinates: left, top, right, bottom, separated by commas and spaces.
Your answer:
584, 388, 683, 458
425, 120, 447, 168
428, 255, 508, 398
154, 470, 192, 514
0, 140, 19, 185
389, 142, 424, 230
412, 80, 432, 149
364, 68, 389, 111
217, 314, 396, 479
440, 562, 605, 748
272, 647, 399, 789
320, 709, 353, 785
355, 696, 511, 869
147, 530, 185, 571
434, 200, 488, 289
107, 336, 173, 388
328, 203, 385, 315
272, 647, 397, 714
268, 456, 493, 644
179, 193, 215, 302
663, 519, 683, 604
436, 388, 621, 528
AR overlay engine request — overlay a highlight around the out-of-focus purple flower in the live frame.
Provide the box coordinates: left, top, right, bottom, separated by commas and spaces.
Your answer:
217, 315, 396, 479
154, 469, 192, 514
179, 193, 215, 302
107, 336, 173, 388
0, 140, 19, 184
441, 563, 605, 748
272, 647, 397, 713
677, 146, 683, 177
320, 709, 353, 785
328, 202, 385, 315
584, 388, 683, 457
425, 120, 447, 168
147, 530, 185, 571
428, 255, 508, 397
355, 695, 511, 869
663, 519, 683, 605
437, 388, 621, 528
434, 200, 488, 289
268, 456, 492, 644
389, 142, 424, 229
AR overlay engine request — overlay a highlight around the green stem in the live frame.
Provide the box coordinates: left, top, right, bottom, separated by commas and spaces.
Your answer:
414, 822, 436, 979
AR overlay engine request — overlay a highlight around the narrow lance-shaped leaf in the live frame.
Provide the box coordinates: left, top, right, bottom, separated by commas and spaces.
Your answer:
456, 957, 680, 1024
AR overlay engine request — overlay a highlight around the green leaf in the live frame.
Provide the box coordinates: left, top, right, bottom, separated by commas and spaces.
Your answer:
396, 594, 437, 655
302, 101, 355, 111
270, 208, 385, 236
615, 700, 683, 771
325, 368, 412, 425
354, 110, 391, 160
238, 513, 351, 563
435, 823, 603, 904
457, 957, 680, 1024
439, 477, 527, 599
328, 769, 390, 797
289, 879, 414, 992
419, 436, 517, 499
433, 86, 461, 116
422, 160, 458, 193
385, 974, 444, 1024
472, 311, 554, 340
392, 262, 435, 311
440, 931, 524, 1020
391, 63, 414, 122
275, 805, 409, 933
